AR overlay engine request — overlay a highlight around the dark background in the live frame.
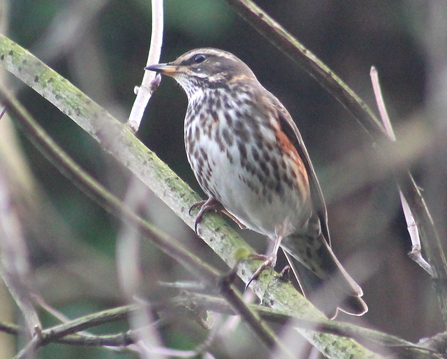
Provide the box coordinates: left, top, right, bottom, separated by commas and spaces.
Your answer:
3, 0, 446, 358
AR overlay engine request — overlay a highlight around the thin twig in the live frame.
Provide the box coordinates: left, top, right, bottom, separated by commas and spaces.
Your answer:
0, 321, 20, 336
179, 293, 440, 357
33, 293, 118, 346
2, 294, 441, 357
0, 171, 41, 358
370, 66, 433, 276
418, 331, 447, 357
127, 0, 164, 132
218, 265, 295, 357
117, 179, 165, 359
370, 67, 397, 142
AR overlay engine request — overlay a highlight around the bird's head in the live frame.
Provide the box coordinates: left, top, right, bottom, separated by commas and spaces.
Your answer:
146, 48, 257, 97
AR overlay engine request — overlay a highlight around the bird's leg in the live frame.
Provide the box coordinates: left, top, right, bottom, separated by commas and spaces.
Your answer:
246, 234, 283, 288
189, 197, 247, 234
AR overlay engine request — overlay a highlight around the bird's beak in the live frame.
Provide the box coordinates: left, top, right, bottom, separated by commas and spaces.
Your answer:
145, 63, 180, 76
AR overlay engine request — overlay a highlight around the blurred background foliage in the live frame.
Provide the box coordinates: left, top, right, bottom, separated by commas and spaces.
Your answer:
2, 0, 446, 358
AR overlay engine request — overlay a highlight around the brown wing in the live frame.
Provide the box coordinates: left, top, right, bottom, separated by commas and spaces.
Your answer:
267, 94, 331, 245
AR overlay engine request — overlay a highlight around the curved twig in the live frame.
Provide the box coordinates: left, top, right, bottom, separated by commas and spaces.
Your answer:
370, 66, 433, 276
127, 0, 164, 132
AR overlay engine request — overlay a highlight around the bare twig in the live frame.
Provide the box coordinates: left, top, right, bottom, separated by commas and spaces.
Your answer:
117, 179, 166, 359
0, 321, 20, 336
127, 0, 164, 132
370, 66, 433, 276
123, 0, 213, 346
32, 293, 122, 348
419, 0, 447, 325
370, 67, 397, 142
419, 331, 447, 357
2, 294, 443, 358
0, 105, 6, 119
0, 172, 40, 359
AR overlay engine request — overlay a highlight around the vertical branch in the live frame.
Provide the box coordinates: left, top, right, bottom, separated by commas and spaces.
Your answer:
0, 2, 17, 356
121, 1, 166, 355
116, 180, 167, 359
0, 172, 41, 358
127, 0, 164, 132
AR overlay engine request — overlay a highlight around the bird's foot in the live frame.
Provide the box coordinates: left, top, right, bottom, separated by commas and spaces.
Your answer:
246, 253, 277, 288
189, 197, 222, 234
278, 265, 292, 282
189, 197, 247, 234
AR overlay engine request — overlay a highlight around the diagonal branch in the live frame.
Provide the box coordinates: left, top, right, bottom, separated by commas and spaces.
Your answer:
2, 90, 296, 359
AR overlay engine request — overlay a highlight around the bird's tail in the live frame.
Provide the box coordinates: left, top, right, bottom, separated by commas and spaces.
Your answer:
281, 233, 367, 319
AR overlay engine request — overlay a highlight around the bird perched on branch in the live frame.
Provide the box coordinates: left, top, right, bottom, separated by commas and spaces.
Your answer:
146, 48, 367, 318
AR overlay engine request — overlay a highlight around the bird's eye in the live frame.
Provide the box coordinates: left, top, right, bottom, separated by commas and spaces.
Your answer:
193, 54, 206, 64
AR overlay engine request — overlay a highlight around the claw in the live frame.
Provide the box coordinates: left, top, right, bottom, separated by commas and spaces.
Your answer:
245, 253, 277, 289
188, 200, 206, 215
246, 232, 284, 288
189, 197, 222, 234
279, 265, 292, 282
189, 197, 247, 233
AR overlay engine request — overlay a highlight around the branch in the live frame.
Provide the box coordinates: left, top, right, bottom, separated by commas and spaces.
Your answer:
1, 90, 295, 359
179, 293, 442, 359
122, 1, 166, 338
127, 0, 164, 132
1, 295, 443, 358
116, 180, 166, 359
370, 66, 432, 275
0, 172, 41, 344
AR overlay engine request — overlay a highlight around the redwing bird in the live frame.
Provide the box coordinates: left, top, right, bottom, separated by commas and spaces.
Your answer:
146, 48, 367, 318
